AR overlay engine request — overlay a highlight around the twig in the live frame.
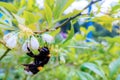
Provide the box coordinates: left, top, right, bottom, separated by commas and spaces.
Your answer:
34, 0, 101, 34
0, 40, 11, 61
0, 48, 10, 61
0, 40, 6, 46
0, 40, 10, 48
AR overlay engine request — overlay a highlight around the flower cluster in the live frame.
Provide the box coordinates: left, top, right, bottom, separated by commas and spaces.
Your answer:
3, 31, 54, 51
22, 34, 54, 52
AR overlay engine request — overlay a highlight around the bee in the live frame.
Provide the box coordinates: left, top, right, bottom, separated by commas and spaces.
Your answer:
23, 47, 51, 75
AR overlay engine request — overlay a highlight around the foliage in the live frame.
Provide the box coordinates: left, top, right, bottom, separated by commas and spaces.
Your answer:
0, 0, 120, 80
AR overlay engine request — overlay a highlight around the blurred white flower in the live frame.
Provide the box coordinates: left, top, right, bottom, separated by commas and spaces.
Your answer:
36, 0, 44, 9
30, 36, 39, 50
78, 17, 88, 25
95, 12, 105, 17
60, 56, 66, 64
42, 34, 54, 43
101, 0, 119, 7
22, 40, 30, 52
92, 5, 98, 14
96, 5, 111, 17
113, 12, 120, 18
64, 6, 74, 14
101, 41, 108, 47
100, 5, 111, 14
72, 0, 89, 14
112, 20, 120, 26
64, 0, 89, 14
98, 0, 119, 16
6, 35, 18, 49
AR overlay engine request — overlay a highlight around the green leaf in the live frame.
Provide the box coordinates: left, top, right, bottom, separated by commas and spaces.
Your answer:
60, 10, 81, 21
104, 36, 120, 43
22, 11, 40, 25
50, 28, 60, 37
45, 0, 54, 9
0, 2, 17, 13
12, 13, 25, 25
19, 0, 26, 8
53, 0, 73, 19
93, 15, 115, 31
0, 24, 15, 30
61, 0, 74, 15
109, 58, 120, 77
17, 6, 26, 15
27, 0, 35, 10
81, 62, 106, 79
77, 71, 94, 80
44, 3, 52, 26
111, 4, 120, 13
62, 21, 74, 44
0, 7, 13, 19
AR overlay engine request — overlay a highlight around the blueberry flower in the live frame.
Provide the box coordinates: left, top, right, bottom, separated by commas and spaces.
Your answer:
42, 34, 54, 43
30, 36, 39, 50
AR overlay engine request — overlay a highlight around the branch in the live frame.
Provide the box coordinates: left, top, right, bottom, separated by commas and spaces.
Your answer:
0, 48, 10, 61
34, 0, 101, 34
0, 39, 10, 48
0, 40, 11, 61
0, 40, 6, 46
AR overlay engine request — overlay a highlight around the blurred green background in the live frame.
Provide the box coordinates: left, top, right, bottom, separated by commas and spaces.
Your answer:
0, 0, 120, 80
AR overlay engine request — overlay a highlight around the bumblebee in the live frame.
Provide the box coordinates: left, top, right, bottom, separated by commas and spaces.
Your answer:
23, 47, 51, 75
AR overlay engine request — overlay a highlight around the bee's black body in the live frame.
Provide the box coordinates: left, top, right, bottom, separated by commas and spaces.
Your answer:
23, 47, 50, 74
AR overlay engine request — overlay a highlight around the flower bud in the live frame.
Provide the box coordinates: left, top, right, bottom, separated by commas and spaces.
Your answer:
42, 34, 54, 43
30, 36, 39, 50
6, 35, 18, 49
22, 40, 30, 52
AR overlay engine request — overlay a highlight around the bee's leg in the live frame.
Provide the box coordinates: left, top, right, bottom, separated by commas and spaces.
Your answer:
22, 63, 34, 71
24, 64, 39, 74
22, 64, 32, 66
27, 47, 36, 57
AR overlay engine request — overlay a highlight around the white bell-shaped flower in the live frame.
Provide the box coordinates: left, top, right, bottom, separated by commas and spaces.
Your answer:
22, 40, 30, 52
42, 34, 54, 43
6, 35, 18, 49
30, 36, 39, 50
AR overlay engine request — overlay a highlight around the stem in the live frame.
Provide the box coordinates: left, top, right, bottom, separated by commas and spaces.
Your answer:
34, 0, 101, 34
0, 48, 10, 61
0, 40, 9, 48
0, 40, 6, 46
3, 63, 10, 80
